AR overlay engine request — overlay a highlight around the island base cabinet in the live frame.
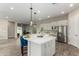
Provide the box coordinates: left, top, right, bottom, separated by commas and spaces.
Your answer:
28, 41, 41, 56
41, 40, 55, 56
28, 39, 55, 56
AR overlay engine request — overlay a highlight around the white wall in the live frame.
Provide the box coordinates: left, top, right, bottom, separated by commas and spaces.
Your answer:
68, 8, 79, 48
0, 19, 17, 40
0, 20, 8, 40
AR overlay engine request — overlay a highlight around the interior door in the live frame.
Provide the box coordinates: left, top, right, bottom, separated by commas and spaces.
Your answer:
8, 22, 15, 39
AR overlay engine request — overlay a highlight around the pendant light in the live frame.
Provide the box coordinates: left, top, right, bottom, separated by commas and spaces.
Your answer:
30, 3, 33, 26
34, 12, 37, 25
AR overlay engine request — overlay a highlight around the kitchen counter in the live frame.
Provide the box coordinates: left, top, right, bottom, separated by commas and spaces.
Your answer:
27, 36, 55, 44
25, 34, 56, 56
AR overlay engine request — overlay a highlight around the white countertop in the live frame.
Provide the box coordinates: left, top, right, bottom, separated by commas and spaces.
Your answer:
29, 37, 56, 44
24, 34, 56, 45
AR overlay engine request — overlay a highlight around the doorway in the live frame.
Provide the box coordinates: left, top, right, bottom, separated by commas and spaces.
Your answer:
8, 21, 15, 39
17, 26, 22, 38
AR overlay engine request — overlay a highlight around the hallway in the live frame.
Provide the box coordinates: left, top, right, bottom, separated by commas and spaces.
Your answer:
0, 39, 79, 56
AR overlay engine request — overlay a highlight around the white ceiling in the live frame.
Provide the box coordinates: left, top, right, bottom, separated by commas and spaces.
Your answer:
0, 3, 79, 24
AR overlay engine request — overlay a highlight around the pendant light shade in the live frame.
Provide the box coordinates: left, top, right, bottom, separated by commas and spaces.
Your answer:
30, 21, 33, 26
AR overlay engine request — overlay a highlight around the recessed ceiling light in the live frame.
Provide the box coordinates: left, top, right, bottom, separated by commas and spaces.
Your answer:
5, 16, 9, 19
10, 7, 14, 10
48, 16, 50, 18
38, 10, 40, 13
39, 18, 42, 20
69, 4, 74, 7
48, 5, 50, 7
61, 11, 65, 14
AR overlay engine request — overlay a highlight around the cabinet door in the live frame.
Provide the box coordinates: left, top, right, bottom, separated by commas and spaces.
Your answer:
28, 41, 31, 56
30, 42, 41, 56
41, 43, 46, 56
41, 39, 55, 56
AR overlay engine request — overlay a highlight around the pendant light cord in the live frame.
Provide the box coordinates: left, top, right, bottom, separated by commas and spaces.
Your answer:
30, 3, 33, 26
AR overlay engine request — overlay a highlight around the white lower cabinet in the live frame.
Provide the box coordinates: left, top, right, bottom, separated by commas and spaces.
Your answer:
28, 38, 55, 56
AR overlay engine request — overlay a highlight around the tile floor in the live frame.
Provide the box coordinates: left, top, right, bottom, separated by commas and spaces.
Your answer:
0, 39, 79, 56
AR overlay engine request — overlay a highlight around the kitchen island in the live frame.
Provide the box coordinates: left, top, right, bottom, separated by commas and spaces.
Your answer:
25, 34, 56, 56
